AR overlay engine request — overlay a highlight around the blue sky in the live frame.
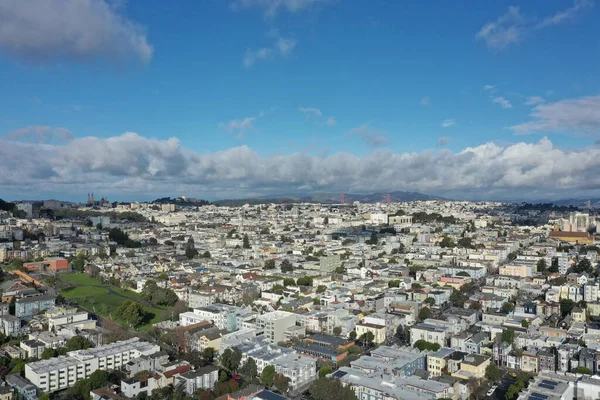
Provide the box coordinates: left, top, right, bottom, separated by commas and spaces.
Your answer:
1, 0, 600, 201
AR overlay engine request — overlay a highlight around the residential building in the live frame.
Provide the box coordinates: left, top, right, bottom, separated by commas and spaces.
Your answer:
25, 338, 160, 392
175, 366, 219, 395
255, 311, 297, 344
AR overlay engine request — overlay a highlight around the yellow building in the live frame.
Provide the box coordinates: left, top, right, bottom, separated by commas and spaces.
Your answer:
452, 354, 491, 380
588, 303, 600, 317
572, 307, 586, 322
549, 230, 594, 245
427, 348, 455, 377
539, 327, 568, 339
355, 322, 386, 344
0, 387, 12, 400
498, 264, 532, 278
521, 352, 538, 373
198, 331, 223, 353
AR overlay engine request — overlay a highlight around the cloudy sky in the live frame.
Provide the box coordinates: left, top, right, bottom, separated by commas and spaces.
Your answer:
0, 0, 599, 202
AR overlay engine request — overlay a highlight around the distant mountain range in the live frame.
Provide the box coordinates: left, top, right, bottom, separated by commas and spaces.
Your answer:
213, 191, 447, 206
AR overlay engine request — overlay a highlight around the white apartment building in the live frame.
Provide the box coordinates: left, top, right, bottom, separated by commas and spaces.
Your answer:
179, 305, 257, 332
188, 291, 216, 309
235, 338, 317, 391
25, 338, 160, 392
410, 324, 448, 348
255, 310, 297, 344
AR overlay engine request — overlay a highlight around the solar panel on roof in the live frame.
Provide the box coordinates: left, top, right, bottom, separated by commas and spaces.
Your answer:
541, 380, 558, 386
530, 394, 548, 400
332, 370, 347, 378
538, 384, 555, 390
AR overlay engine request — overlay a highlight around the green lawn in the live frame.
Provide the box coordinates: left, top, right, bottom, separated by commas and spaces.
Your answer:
60, 273, 168, 331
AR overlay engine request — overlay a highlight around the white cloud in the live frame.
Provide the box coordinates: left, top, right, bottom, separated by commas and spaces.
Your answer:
483, 85, 495, 91
326, 116, 336, 126
436, 136, 451, 146
510, 95, 600, 135
298, 107, 322, 117
231, 0, 331, 18
420, 96, 431, 106
492, 96, 513, 109
243, 48, 272, 68
536, 0, 593, 28
476, 1, 593, 51
4, 125, 73, 143
244, 33, 296, 68
218, 117, 256, 132
476, 6, 525, 51
441, 119, 455, 128
524, 96, 545, 106
0, 0, 153, 65
5, 133, 600, 200
277, 37, 297, 56
348, 124, 388, 147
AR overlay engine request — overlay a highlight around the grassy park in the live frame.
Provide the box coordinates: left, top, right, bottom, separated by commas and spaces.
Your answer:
60, 273, 169, 330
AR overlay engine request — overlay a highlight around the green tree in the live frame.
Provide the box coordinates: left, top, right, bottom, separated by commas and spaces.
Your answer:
485, 364, 501, 382
413, 340, 440, 352
309, 378, 357, 400
115, 300, 145, 328
185, 245, 198, 259
573, 366, 592, 374
439, 236, 455, 248
537, 258, 547, 273
457, 237, 473, 248
560, 298, 576, 317
261, 365, 276, 386
70, 380, 92, 400
219, 370, 228, 382
72, 256, 86, 272
42, 348, 57, 359
359, 331, 375, 347
283, 277, 296, 286
202, 347, 216, 362
273, 373, 291, 394
89, 370, 109, 389
418, 307, 432, 321
297, 276, 313, 286
349, 331, 357, 340
319, 366, 333, 378
316, 285, 327, 293
65, 336, 93, 351
141, 280, 159, 301
502, 302, 515, 313
264, 260, 276, 270
243, 234, 251, 249
424, 297, 436, 307
388, 280, 401, 288
240, 357, 257, 378
281, 259, 293, 273
333, 326, 342, 336
501, 329, 515, 345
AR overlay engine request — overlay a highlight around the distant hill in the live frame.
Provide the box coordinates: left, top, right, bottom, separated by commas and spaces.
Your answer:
213, 191, 446, 206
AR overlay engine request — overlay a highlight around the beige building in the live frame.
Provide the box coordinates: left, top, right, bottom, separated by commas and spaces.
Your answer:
452, 354, 491, 380
499, 264, 533, 278
355, 322, 386, 344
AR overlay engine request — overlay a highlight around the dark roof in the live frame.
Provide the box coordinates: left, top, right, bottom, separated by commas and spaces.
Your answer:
309, 333, 351, 347
254, 390, 288, 400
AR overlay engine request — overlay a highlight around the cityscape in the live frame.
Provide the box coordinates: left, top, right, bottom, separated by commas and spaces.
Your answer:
1, 2, 600, 400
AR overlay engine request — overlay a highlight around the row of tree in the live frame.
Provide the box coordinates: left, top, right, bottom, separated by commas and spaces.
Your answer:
141, 280, 179, 306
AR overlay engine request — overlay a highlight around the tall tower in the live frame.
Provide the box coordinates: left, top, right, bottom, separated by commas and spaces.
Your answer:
340, 193, 345, 205
385, 194, 391, 205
